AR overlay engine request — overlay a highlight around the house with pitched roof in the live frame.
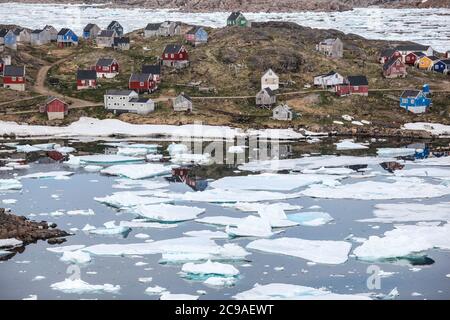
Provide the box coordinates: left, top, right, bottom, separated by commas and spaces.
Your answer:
256, 87, 276, 108
57, 28, 78, 47
400, 86, 431, 114
227, 12, 250, 27
142, 64, 162, 83
44, 25, 58, 42
162, 44, 189, 68
273, 104, 295, 121
30, 29, 51, 46
113, 37, 130, 51
40, 97, 69, 120
95, 58, 119, 78
335, 75, 369, 96
13, 28, 31, 43
96, 30, 117, 48
316, 38, 343, 59
432, 59, 450, 74
129, 73, 156, 93
185, 26, 208, 46
76, 69, 97, 90
313, 71, 345, 87
379, 48, 401, 64
383, 56, 407, 78
417, 55, 440, 70
107, 21, 123, 37
104, 90, 155, 115
2, 65, 26, 91
173, 93, 193, 112
0, 29, 17, 50
395, 44, 434, 62
261, 69, 279, 91
83, 23, 101, 40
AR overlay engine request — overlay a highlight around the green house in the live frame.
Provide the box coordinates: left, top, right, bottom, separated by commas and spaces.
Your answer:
227, 12, 249, 27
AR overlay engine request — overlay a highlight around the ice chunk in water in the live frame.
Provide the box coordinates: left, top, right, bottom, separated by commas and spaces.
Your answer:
226, 216, 276, 238
184, 230, 228, 239
2, 199, 17, 204
181, 260, 240, 279
247, 237, 352, 264
101, 163, 172, 179
94, 191, 171, 208
335, 140, 369, 151
167, 143, 188, 156
117, 147, 150, 157
112, 179, 169, 190
178, 188, 301, 203
19, 171, 74, 180
0, 238, 23, 248
353, 224, 450, 262
119, 220, 178, 229
394, 168, 450, 179
145, 285, 167, 295
196, 216, 245, 227
60, 250, 91, 265
50, 279, 120, 294
84, 165, 103, 172
170, 153, 211, 165
66, 209, 95, 216
0, 179, 22, 191
47, 245, 86, 253
377, 148, 416, 157
204, 277, 237, 287
88, 221, 131, 236
77, 154, 144, 164
233, 283, 371, 300
287, 212, 334, 226
225, 202, 303, 212
129, 204, 205, 223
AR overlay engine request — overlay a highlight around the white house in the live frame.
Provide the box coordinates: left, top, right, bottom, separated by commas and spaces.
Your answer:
316, 38, 344, 59
104, 90, 155, 115
313, 71, 345, 88
261, 68, 279, 91
273, 104, 294, 121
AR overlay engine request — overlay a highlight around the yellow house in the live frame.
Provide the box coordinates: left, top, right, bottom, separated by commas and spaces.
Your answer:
417, 55, 440, 70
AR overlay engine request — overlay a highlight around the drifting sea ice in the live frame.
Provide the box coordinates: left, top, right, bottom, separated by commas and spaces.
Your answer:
19, 171, 74, 180
353, 224, 450, 262
167, 143, 188, 156
181, 260, 240, 279
257, 206, 299, 228
88, 221, 131, 236
233, 283, 371, 300
77, 155, 145, 165
46, 245, 86, 253
196, 216, 246, 227
112, 178, 169, 190
117, 147, 150, 157
394, 167, 450, 179
66, 209, 95, 216
204, 276, 237, 287
128, 204, 205, 223
359, 202, 450, 223
83, 165, 103, 172
94, 191, 171, 208
60, 250, 92, 265
101, 163, 172, 179
2, 199, 17, 204
224, 202, 303, 212
301, 177, 450, 200
183, 230, 228, 239
170, 153, 211, 165
287, 212, 334, 226
301, 167, 355, 175
145, 286, 167, 295
0, 238, 23, 248
50, 279, 120, 294
335, 140, 369, 151
377, 148, 417, 158
247, 238, 352, 264
119, 220, 178, 229
226, 216, 276, 238
0, 179, 22, 191
210, 173, 343, 192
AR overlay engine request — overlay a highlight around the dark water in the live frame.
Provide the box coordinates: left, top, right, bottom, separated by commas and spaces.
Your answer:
1, 137, 450, 300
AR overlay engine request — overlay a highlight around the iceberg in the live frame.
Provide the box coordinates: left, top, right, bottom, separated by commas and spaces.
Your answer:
84, 165, 103, 172
101, 163, 172, 179
335, 140, 369, 151
89, 221, 131, 236
19, 171, 74, 180
210, 173, 343, 192
233, 283, 371, 300
226, 216, 276, 238
145, 285, 167, 295
178, 189, 301, 203
0, 238, 23, 248
0, 179, 22, 191
94, 191, 171, 208
353, 224, 450, 262
287, 212, 334, 226
147, 154, 164, 162
359, 202, 450, 223
77, 154, 144, 165
204, 277, 237, 287
50, 278, 120, 294
181, 260, 240, 279
377, 148, 416, 158
66, 209, 95, 216
247, 237, 352, 264
128, 204, 205, 223
301, 177, 450, 200
60, 250, 92, 265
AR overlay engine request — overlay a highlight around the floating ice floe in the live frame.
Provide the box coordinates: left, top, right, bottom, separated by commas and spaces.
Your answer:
181, 260, 240, 280
257, 206, 299, 228
170, 153, 211, 165
0, 179, 22, 191
301, 177, 450, 200
138, 277, 152, 283
210, 173, 343, 192
2, 199, 17, 204
0, 238, 23, 248
335, 140, 369, 151
88, 221, 131, 236
167, 143, 188, 156
402, 122, 450, 136
377, 148, 416, 158
233, 283, 371, 300
287, 212, 334, 226
226, 216, 276, 238
84, 165, 103, 172
15, 145, 42, 153
160, 293, 199, 300
32, 276, 46, 281
413, 157, 450, 167
204, 276, 237, 287
145, 285, 167, 295
101, 163, 172, 179
128, 204, 205, 223
94, 191, 171, 208
196, 216, 245, 227
66, 209, 95, 216
247, 238, 352, 264
183, 230, 228, 239
147, 154, 164, 162
47, 245, 86, 253
19, 171, 74, 180
394, 167, 450, 179
247, 128, 305, 140
117, 147, 150, 157
50, 278, 120, 294
301, 167, 355, 175
135, 233, 150, 239
82, 237, 250, 262
224, 202, 303, 212
119, 220, 178, 229
359, 202, 450, 223
77, 154, 145, 165
60, 250, 92, 265
177, 188, 301, 203
353, 224, 450, 262
112, 179, 169, 190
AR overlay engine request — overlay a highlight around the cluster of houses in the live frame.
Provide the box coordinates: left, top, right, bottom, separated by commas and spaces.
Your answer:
313, 71, 369, 97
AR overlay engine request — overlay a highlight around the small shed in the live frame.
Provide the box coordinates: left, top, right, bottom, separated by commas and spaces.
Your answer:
113, 37, 130, 50
256, 88, 276, 108
273, 104, 295, 121
227, 12, 250, 27
40, 97, 69, 120
83, 23, 101, 40
185, 26, 208, 46
173, 93, 193, 112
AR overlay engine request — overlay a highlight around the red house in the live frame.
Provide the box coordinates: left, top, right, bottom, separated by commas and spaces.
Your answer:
335, 75, 369, 97
383, 57, 407, 78
39, 97, 68, 120
162, 44, 189, 68
405, 51, 425, 66
76, 70, 97, 90
379, 48, 401, 64
95, 58, 119, 78
128, 73, 156, 93
2, 65, 26, 91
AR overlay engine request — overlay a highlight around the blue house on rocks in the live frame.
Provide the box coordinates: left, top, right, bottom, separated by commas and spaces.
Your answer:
57, 28, 79, 47
400, 85, 431, 114
185, 26, 208, 46
433, 59, 450, 74
0, 29, 17, 50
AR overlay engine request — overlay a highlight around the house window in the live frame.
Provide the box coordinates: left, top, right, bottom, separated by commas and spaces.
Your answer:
402, 98, 408, 104
140, 82, 144, 86
12, 77, 16, 81
353, 86, 359, 90
171, 54, 174, 59
411, 99, 415, 104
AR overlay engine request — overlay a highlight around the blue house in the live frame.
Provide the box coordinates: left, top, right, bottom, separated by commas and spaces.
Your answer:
107, 21, 123, 37
0, 29, 17, 50
433, 59, 450, 74
400, 85, 432, 114
185, 26, 208, 46
57, 28, 79, 47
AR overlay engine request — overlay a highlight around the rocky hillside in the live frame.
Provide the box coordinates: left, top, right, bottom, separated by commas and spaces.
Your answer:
2, 0, 449, 12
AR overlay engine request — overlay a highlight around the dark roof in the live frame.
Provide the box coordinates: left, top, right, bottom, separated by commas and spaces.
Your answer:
438, 59, 450, 65
76, 69, 97, 80
0, 29, 11, 37
3, 65, 25, 77
179, 93, 192, 102
130, 98, 151, 103
401, 90, 421, 98
316, 70, 338, 78
228, 12, 243, 21
107, 21, 122, 29
98, 30, 115, 37
186, 26, 203, 35
427, 55, 440, 61
13, 27, 24, 35
31, 29, 43, 34
383, 56, 402, 71
410, 51, 426, 57
347, 75, 368, 86
380, 48, 397, 57
129, 73, 152, 82
106, 89, 135, 96
57, 28, 71, 36
113, 37, 129, 45
395, 44, 430, 51
261, 87, 275, 97
142, 65, 161, 75
163, 44, 183, 54
84, 23, 98, 32
96, 58, 116, 66
145, 23, 162, 31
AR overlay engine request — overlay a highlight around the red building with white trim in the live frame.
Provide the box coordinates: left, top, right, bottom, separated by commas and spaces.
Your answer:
335, 75, 369, 97
2, 65, 26, 91
128, 73, 156, 93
